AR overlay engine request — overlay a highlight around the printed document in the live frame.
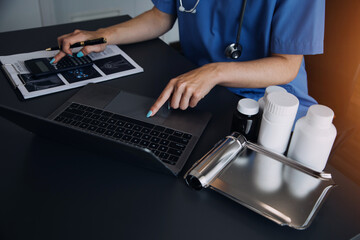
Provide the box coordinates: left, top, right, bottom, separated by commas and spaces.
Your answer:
0, 45, 143, 99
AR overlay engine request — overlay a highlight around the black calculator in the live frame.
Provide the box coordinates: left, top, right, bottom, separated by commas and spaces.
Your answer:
24, 55, 93, 78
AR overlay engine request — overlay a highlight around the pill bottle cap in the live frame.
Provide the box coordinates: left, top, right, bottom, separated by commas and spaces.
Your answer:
265, 92, 299, 121
306, 104, 334, 129
237, 98, 259, 116
264, 86, 287, 99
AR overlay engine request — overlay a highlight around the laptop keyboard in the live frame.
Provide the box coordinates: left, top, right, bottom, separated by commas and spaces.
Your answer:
53, 103, 192, 165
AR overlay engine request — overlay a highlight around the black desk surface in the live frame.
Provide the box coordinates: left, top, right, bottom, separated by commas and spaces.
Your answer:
0, 16, 359, 240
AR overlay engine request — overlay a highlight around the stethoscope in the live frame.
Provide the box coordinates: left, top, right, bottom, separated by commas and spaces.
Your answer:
179, 0, 200, 14
178, 0, 247, 59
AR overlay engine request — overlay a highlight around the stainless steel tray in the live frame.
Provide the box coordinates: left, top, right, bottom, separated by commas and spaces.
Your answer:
185, 134, 336, 230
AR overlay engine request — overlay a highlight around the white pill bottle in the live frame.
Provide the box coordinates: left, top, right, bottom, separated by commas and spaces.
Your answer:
257, 91, 299, 154
287, 104, 337, 172
258, 86, 287, 113
254, 91, 299, 193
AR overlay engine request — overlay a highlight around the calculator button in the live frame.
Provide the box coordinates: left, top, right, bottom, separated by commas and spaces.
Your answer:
70, 58, 79, 65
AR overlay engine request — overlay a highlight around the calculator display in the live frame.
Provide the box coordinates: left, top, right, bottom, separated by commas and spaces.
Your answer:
35, 61, 50, 72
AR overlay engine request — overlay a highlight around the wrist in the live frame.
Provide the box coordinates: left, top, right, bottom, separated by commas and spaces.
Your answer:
97, 28, 112, 45
206, 62, 228, 86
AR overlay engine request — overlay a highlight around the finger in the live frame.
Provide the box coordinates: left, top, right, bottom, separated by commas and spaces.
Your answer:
54, 33, 75, 58
80, 44, 106, 56
189, 91, 203, 108
147, 84, 174, 117
60, 31, 89, 55
52, 51, 67, 64
60, 38, 75, 56
170, 91, 182, 109
170, 81, 186, 109
57, 32, 73, 46
76, 50, 85, 58
179, 87, 193, 110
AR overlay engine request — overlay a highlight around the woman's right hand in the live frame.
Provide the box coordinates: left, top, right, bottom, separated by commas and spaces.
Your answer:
52, 29, 108, 63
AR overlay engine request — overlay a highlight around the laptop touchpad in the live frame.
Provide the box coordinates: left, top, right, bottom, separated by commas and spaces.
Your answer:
105, 91, 169, 125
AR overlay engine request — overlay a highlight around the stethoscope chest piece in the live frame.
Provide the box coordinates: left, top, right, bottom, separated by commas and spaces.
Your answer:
225, 43, 242, 59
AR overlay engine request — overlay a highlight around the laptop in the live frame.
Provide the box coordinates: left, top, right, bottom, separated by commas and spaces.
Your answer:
0, 83, 211, 175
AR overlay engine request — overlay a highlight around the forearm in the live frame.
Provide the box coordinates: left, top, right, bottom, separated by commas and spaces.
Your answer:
98, 7, 176, 45
148, 54, 302, 116
211, 54, 303, 88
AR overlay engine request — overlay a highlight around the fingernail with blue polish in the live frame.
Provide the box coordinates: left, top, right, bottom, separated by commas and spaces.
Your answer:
146, 110, 152, 118
68, 54, 73, 57
76, 51, 84, 58
50, 58, 55, 64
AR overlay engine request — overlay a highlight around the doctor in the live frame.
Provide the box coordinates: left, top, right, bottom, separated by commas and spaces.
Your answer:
53, 0, 325, 119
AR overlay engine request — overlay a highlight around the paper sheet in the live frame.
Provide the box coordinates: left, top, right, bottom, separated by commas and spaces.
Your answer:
0, 45, 143, 99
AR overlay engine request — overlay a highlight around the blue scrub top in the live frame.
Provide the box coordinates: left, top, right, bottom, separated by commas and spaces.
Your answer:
152, 0, 325, 119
